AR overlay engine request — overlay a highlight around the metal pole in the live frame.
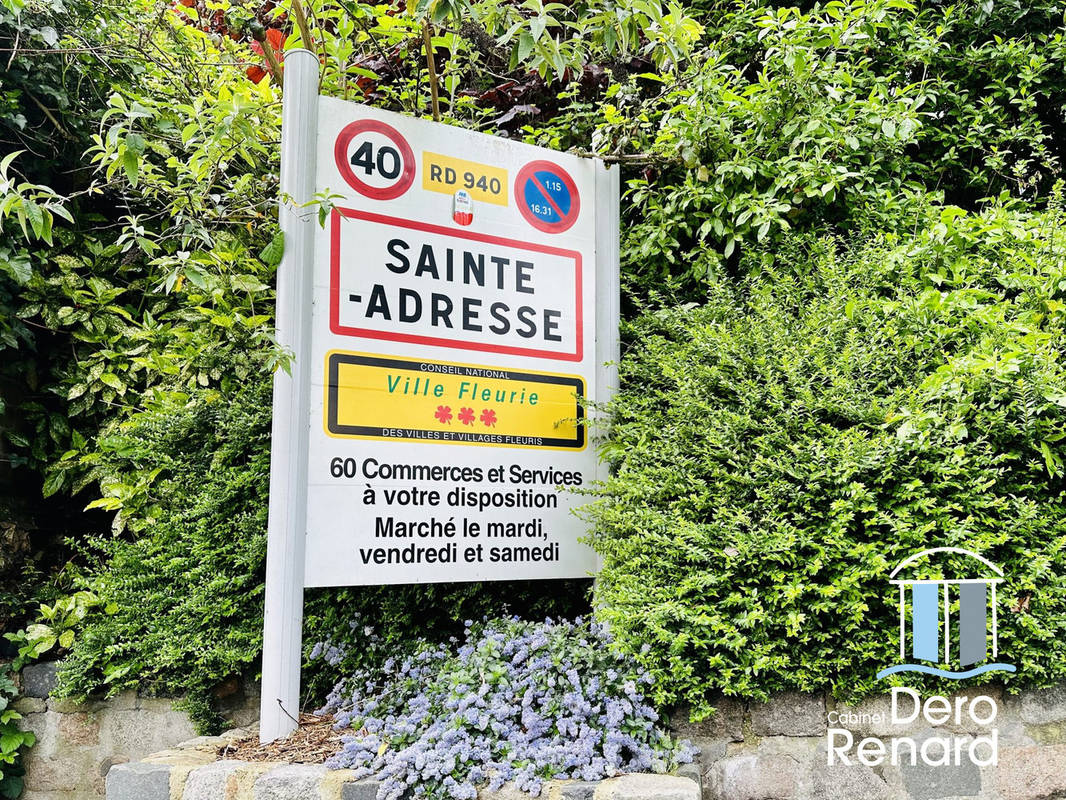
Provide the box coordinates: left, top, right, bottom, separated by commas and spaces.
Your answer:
593, 161, 620, 578
260, 47, 319, 744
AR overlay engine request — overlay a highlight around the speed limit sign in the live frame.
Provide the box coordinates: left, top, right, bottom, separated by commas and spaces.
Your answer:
333, 119, 415, 200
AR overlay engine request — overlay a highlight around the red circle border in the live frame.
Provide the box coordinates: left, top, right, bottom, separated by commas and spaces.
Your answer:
514, 160, 580, 234
334, 120, 415, 201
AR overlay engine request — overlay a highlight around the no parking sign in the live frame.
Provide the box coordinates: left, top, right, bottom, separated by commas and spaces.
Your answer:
515, 160, 581, 233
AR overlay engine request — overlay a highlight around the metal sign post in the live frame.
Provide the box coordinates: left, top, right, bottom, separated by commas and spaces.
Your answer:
260, 48, 319, 744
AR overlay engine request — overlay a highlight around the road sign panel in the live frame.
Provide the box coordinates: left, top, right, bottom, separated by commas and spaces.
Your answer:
264, 76, 619, 742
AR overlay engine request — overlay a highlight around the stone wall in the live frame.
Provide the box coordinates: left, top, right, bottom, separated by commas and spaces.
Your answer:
105, 746, 702, 800
18, 663, 259, 800
670, 685, 1066, 800
21, 667, 1066, 800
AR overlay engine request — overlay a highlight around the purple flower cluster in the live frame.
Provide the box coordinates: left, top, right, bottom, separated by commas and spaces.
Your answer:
315, 617, 694, 800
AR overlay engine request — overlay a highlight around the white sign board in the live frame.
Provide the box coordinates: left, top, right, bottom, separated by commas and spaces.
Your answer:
301, 99, 617, 586
261, 51, 618, 741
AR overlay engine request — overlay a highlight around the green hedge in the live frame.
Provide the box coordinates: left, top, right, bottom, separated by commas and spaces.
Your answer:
587, 200, 1066, 717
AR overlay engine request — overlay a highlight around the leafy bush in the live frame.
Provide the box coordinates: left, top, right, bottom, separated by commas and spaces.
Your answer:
5, 591, 104, 668
603, 0, 1066, 294
0, 669, 34, 799
588, 199, 1066, 716
320, 617, 693, 800
52, 381, 273, 730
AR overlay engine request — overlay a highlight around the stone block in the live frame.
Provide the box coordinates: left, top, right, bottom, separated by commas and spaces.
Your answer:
182, 760, 250, 800
830, 695, 919, 739
233, 762, 281, 800
690, 740, 728, 776
142, 747, 215, 767
1025, 722, 1066, 746
22, 663, 59, 699
899, 756, 980, 800
750, 692, 825, 738
14, 697, 46, 714
253, 764, 328, 800
57, 712, 100, 747
995, 743, 1066, 800
1006, 686, 1066, 726
708, 753, 801, 800
547, 780, 597, 800
219, 726, 256, 742
670, 699, 745, 743
98, 708, 198, 760
593, 774, 699, 800
20, 710, 58, 759
343, 781, 384, 800
176, 736, 226, 752
674, 764, 702, 795
99, 755, 129, 777
809, 762, 890, 800
135, 696, 180, 714
47, 696, 90, 714
319, 769, 361, 800
939, 686, 1004, 736
22, 791, 86, 800
106, 761, 172, 800
479, 783, 534, 800
25, 757, 86, 793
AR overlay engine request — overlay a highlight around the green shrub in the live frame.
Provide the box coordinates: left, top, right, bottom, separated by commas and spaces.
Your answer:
0, 668, 34, 799
587, 199, 1066, 717
54, 381, 273, 730
604, 0, 1066, 295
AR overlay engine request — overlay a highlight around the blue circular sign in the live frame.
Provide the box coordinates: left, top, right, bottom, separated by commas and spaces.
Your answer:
515, 160, 580, 234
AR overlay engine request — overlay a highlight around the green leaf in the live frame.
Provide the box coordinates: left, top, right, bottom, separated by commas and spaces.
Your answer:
125, 132, 147, 155
0, 735, 21, 755
258, 232, 285, 267
121, 148, 140, 185
517, 31, 535, 63
23, 201, 44, 239
0, 254, 31, 285
0, 776, 22, 799
41, 471, 65, 498
0, 150, 23, 175
100, 373, 123, 391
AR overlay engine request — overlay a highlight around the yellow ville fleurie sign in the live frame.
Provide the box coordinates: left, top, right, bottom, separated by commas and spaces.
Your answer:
325, 352, 585, 450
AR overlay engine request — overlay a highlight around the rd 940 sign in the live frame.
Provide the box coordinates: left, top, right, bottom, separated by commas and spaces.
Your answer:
333, 120, 415, 200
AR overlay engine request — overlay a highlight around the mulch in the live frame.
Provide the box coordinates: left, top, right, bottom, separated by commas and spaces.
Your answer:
218, 713, 354, 764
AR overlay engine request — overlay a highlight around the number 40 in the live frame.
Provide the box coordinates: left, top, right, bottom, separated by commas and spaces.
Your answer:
351, 140, 401, 179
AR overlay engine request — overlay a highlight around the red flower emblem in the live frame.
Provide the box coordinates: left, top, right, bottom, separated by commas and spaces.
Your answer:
458, 407, 476, 425
480, 409, 497, 427
434, 405, 452, 424
247, 28, 286, 84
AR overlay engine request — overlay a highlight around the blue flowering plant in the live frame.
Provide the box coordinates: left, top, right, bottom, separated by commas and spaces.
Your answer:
316, 617, 694, 800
